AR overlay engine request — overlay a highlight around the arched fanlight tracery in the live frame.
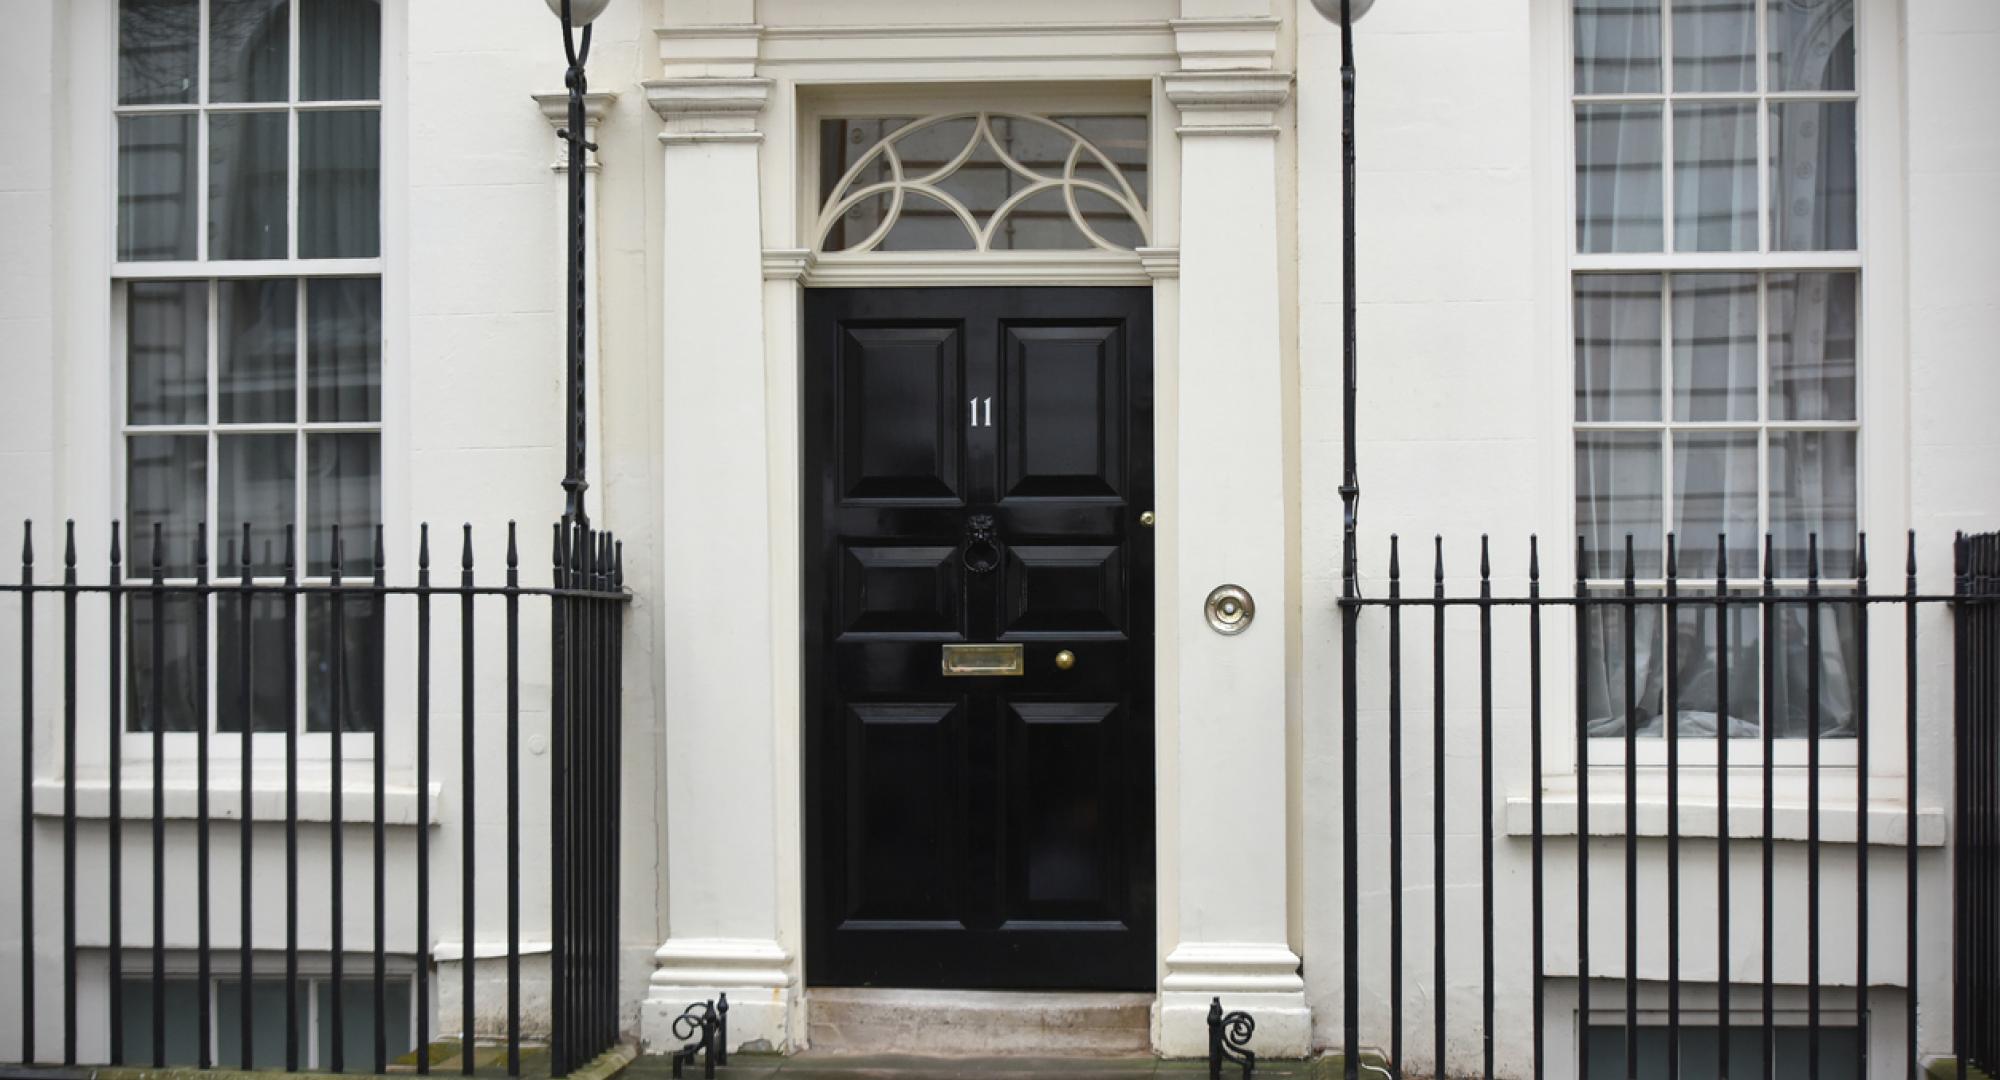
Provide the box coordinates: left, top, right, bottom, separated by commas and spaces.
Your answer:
813, 111, 1152, 256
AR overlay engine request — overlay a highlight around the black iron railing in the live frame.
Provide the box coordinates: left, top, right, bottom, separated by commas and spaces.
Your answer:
1956, 530, 2000, 1074
3, 517, 627, 1076
1336, 529, 1999, 1080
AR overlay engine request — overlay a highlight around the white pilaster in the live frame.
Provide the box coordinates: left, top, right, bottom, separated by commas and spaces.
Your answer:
639, 72, 794, 1053
534, 91, 615, 524
1158, 54, 1307, 1056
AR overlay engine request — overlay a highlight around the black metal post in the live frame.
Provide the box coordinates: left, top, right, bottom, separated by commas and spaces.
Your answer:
557, 0, 595, 529
1336, 3, 1361, 1076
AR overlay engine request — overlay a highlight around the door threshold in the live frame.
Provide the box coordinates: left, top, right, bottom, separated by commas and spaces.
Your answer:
804, 988, 1154, 1057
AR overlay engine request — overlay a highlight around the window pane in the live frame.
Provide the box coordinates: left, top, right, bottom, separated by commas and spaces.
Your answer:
1771, 430, 1857, 578
300, 110, 381, 259
1770, 588, 1863, 739
1581, 589, 1664, 737
118, 979, 204, 1063
1670, 589, 1761, 738
210, 111, 290, 261
1670, 272, 1757, 421
216, 980, 312, 1068
1771, 101, 1858, 252
120, 0, 198, 105
1673, 0, 1755, 92
1770, 0, 1855, 93
220, 279, 298, 422
128, 434, 206, 577
218, 434, 295, 576
1577, 432, 1664, 578
301, 0, 382, 101
307, 593, 382, 733
1055, 115, 1150, 205
1585, 1025, 1861, 1078
216, 593, 290, 733
306, 433, 379, 576
308, 279, 382, 421
314, 979, 412, 1068
1673, 103, 1758, 252
818, 117, 916, 209
878, 192, 979, 252
986, 189, 1094, 252
128, 593, 202, 732
1575, 274, 1662, 421
210, 0, 290, 104
119, 113, 199, 262
1769, 271, 1857, 421
1575, 105, 1664, 254
1074, 189, 1146, 250
1673, 431, 1758, 578
127, 281, 208, 426
1574, 0, 1661, 94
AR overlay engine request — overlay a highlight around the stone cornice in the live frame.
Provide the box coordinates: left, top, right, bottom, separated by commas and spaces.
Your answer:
1161, 70, 1293, 134
533, 90, 618, 128
532, 91, 617, 172
643, 76, 773, 120
645, 76, 772, 144
1168, 15, 1282, 72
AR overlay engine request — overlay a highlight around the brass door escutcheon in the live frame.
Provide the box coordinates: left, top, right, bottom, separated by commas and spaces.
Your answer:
941, 643, 1025, 677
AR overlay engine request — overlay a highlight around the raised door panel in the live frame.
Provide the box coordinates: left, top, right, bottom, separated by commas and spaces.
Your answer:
838, 325, 963, 503
840, 543, 961, 637
1000, 701, 1126, 924
840, 701, 967, 926
1000, 323, 1124, 500
1001, 543, 1126, 635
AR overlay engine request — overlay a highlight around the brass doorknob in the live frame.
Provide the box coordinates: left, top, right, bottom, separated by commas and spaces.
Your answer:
1139, 511, 1156, 528
1054, 649, 1077, 671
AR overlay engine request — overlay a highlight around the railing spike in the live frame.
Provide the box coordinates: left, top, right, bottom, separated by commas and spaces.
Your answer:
111, 521, 122, 567
1480, 534, 1491, 580
1389, 533, 1401, 580
1808, 532, 1820, 581
19, 519, 30, 569
553, 521, 566, 575
1907, 529, 1918, 578
419, 523, 431, 570
374, 523, 387, 573
1717, 533, 1728, 580
1529, 534, 1539, 582
1856, 532, 1868, 579
1622, 532, 1635, 586
1434, 534, 1444, 582
507, 521, 519, 569
614, 539, 624, 587
462, 524, 474, 571
1763, 533, 1775, 582
152, 521, 164, 572
240, 523, 253, 577
1666, 532, 1678, 580
283, 524, 296, 581
65, 521, 76, 569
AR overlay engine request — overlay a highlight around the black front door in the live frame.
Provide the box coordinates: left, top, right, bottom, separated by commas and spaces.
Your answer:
802, 286, 1155, 990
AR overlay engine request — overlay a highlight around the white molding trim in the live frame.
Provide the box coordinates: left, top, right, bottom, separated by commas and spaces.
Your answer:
649, 938, 794, 989
1161, 70, 1296, 112
642, 937, 795, 1053
762, 248, 817, 282
801, 251, 1155, 288
755, 21, 1178, 68
1168, 16, 1283, 72
1161, 942, 1307, 995
532, 91, 617, 173
644, 76, 774, 120
1135, 246, 1181, 279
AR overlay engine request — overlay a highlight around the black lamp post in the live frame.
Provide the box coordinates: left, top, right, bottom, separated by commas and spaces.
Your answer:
544, 0, 612, 527
1306, 2, 1370, 1078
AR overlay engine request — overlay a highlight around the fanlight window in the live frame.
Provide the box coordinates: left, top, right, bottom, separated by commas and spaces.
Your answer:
815, 112, 1151, 255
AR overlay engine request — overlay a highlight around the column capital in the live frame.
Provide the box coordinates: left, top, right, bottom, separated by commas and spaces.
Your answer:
1161, 70, 1294, 135
644, 76, 773, 145
532, 91, 617, 171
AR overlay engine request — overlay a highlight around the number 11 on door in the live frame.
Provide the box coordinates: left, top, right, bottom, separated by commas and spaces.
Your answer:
969, 396, 993, 428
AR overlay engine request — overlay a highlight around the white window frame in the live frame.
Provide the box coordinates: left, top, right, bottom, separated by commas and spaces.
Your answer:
104, 0, 407, 771
1539, 0, 1912, 785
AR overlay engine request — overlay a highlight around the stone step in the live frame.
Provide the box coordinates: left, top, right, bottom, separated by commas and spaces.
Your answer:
803, 989, 1154, 1057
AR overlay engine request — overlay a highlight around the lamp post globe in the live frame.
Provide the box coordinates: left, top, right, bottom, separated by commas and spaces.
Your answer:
1307, 0, 1375, 22
544, 0, 613, 26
